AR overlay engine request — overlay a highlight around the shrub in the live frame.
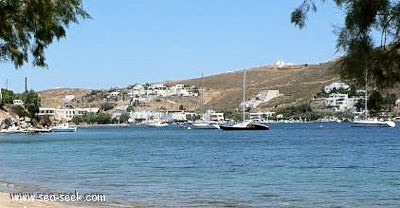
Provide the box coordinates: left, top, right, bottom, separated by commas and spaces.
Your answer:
12, 105, 30, 117
100, 102, 115, 111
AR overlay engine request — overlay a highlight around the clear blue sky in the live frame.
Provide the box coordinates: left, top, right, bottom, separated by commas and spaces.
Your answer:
2, 0, 343, 92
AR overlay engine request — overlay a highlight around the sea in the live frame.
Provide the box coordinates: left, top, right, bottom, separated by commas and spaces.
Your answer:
0, 122, 399, 207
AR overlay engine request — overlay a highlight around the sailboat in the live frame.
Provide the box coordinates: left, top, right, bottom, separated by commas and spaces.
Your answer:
219, 70, 269, 130
351, 69, 395, 128
189, 74, 220, 129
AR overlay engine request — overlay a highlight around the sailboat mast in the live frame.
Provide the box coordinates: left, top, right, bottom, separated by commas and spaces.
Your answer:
243, 70, 246, 122
365, 68, 368, 116
201, 73, 204, 112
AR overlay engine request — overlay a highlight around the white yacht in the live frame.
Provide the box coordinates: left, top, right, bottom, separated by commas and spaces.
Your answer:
352, 118, 395, 128
350, 69, 395, 128
51, 123, 77, 132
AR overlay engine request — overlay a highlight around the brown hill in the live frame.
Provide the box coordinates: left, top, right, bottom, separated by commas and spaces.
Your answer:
39, 88, 91, 108
37, 61, 340, 112
165, 61, 339, 111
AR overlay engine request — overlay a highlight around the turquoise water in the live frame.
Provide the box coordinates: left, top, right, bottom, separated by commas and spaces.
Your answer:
0, 123, 399, 207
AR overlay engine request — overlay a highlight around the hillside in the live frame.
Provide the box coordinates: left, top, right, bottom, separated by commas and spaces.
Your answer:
165, 61, 340, 111
35, 61, 340, 112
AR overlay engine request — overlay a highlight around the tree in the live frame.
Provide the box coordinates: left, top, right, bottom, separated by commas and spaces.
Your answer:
100, 102, 115, 111
0, 88, 15, 107
22, 90, 40, 118
119, 112, 130, 124
0, 0, 89, 68
292, 0, 400, 89
71, 115, 83, 125
179, 104, 186, 111
12, 105, 29, 117
383, 93, 397, 111
96, 112, 111, 124
82, 112, 97, 124
39, 115, 52, 127
368, 90, 384, 113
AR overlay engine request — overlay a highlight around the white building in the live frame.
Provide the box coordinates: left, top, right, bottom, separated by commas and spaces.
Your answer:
240, 90, 280, 109
38, 107, 99, 121
130, 111, 181, 122
324, 93, 351, 111
396, 99, 400, 109
201, 109, 224, 121
274, 60, 294, 68
168, 84, 197, 97
64, 95, 75, 102
210, 113, 224, 121
108, 91, 120, 97
128, 83, 198, 98
250, 112, 275, 120
13, 99, 24, 106
170, 84, 185, 96
324, 82, 350, 93
168, 111, 188, 122
149, 83, 166, 90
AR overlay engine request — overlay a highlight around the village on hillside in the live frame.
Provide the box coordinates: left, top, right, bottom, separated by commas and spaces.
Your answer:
35, 81, 400, 123
2, 61, 400, 132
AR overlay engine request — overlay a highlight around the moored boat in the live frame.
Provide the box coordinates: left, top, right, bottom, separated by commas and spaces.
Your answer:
189, 120, 220, 129
219, 70, 270, 131
351, 118, 396, 128
144, 119, 169, 127
350, 68, 395, 128
0, 126, 31, 134
51, 123, 77, 132
219, 120, 269, 130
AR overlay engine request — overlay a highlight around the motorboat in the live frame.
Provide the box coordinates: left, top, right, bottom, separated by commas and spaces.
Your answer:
351, 118, 396, 128
144, 119, 169, 127
189, 120, 220, 129
51, 123, 77, 132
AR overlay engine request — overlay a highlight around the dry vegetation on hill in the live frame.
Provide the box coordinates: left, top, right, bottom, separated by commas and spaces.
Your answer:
39, 88, 91, 108
168, 62, 340, 111
37, 62, 340, 112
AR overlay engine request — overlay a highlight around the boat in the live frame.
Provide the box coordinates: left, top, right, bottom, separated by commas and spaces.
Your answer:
0, 125, 32, 134
51, 123, 77, 132
219, 120, 269, 130
189, 120, 220, 129
147, 122, 168, 127
350, 69, 396, 128
189, 74, 220, 130
351, 118, 396, 127
30, 128, 52, 133
219, 70, 269, 130
144, 119, 169, 127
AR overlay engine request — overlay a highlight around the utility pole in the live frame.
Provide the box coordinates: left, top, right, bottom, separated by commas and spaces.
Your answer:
25, 77, 28, 93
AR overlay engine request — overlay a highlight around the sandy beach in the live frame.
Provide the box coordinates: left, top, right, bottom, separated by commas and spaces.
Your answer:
0, 192, 82, 208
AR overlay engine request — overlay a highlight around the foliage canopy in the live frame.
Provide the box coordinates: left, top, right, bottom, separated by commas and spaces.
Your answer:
0, 0, 89, 68
292, 0, 400, 89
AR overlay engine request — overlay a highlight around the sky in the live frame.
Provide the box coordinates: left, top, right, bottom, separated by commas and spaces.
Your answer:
2, 0, 344, 92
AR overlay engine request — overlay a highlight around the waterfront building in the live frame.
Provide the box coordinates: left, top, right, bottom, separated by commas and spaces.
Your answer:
38, 107, 99, 121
